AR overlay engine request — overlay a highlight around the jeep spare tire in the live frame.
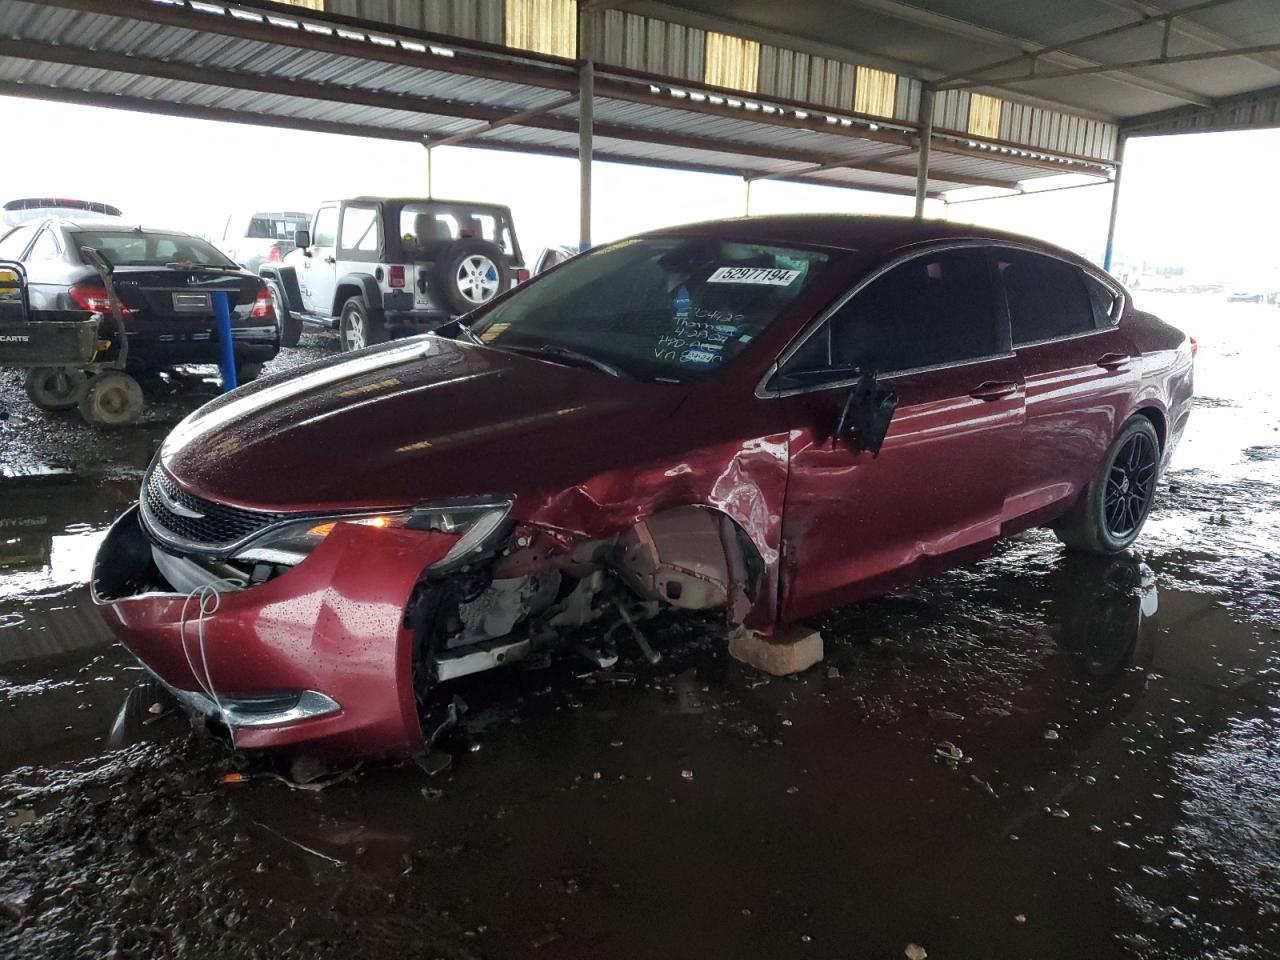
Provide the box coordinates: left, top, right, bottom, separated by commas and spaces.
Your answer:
435, 239, 508, 314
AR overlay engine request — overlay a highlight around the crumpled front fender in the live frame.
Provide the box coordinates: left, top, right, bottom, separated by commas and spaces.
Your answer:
92, 506, 455, 755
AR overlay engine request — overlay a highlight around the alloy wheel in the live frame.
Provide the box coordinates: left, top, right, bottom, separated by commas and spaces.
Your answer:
456, 254, 499, 305
343, 308, 366, 351
1104, 431, 1158, 538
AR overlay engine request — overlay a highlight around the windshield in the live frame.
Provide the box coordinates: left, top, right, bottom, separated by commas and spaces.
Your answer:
469, 236, 830, 381
72, 230, 237, 268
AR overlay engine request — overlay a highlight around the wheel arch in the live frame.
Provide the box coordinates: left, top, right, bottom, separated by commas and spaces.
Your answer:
258, 265, 302, 313
1130, 404, 1167, 451
332, 273, 381, 317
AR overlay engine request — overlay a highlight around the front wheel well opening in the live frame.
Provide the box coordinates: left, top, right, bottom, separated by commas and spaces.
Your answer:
1132, 406, 1167, 450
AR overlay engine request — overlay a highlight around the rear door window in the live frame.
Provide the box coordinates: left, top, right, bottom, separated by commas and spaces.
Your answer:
28, 228, 62, 262
786, 247, 998, 379
996, 249, 1097, 345
1083, 272, 1121, 326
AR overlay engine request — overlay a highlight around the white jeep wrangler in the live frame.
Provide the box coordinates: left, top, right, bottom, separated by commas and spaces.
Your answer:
261, 197, 527, 351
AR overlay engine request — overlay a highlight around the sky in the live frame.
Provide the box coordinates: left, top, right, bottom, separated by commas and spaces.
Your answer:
2, 94, 1279, 283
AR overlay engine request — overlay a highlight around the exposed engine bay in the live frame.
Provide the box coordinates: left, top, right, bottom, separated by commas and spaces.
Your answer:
405, 505, 763, 711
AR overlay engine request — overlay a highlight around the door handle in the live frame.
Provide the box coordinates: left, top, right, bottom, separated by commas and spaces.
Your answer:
323, 256, 336, 265
969, 380, 1019, 401
1096, 352, 1131, 371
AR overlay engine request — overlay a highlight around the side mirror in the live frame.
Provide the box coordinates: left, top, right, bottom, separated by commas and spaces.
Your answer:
294, 228, 310, 250
833, 368, 898, 456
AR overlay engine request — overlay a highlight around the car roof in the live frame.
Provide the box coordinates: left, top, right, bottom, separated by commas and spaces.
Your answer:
52, 219, 197, 235
335, 197, 514, 214
653, 214, 1094, 265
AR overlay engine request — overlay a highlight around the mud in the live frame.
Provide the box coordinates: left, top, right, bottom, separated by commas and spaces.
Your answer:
2, 300, 1279, 960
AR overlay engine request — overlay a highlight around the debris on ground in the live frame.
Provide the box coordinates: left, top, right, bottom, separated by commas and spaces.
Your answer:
935, 741, 964, 762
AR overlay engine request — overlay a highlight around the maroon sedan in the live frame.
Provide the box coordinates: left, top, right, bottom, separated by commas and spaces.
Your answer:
92, 216, 1194, 756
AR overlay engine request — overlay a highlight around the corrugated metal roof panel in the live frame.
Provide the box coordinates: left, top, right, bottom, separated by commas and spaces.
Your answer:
0, 0, 1120, 198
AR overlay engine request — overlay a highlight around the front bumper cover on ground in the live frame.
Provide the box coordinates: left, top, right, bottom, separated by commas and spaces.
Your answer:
91, 505, 456, 754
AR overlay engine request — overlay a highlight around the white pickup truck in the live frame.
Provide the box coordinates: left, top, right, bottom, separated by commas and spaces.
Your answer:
260, 196, 527, 351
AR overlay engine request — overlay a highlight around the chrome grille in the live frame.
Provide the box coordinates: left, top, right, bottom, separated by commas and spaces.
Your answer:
141, 468, 287, 551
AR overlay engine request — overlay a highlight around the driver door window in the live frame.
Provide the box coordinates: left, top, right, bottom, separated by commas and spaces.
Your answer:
785, 247, 1001, 382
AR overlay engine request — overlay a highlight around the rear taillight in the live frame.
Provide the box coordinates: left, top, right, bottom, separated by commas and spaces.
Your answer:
1189, 336, 1198, 360
388, 265, 406, 288
266, 243, 284, 262
514, 268, 530, 284
68, 279, 133, 316
249, 284, 275, 320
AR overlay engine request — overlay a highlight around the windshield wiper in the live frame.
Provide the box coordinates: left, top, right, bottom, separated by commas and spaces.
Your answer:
496, 342, 624, 378
453, 320, 484, 346
538, 344, 624, 378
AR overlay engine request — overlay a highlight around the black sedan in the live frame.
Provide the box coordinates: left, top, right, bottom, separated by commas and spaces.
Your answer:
0, 219, 281, 407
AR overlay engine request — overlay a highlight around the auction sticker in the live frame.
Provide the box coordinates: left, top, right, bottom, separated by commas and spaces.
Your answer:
707, 266, 801, 286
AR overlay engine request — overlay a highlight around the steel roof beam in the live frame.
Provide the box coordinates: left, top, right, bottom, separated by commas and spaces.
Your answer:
940, 40, 1280, 91
427, 94, 580, 148
834, 0, 1213, 108
0, 41, 1020, 189
1095, 0, 1280, 75
27, 0, 579, 92
0, 80, 939, 199
934, 0, 1237, 85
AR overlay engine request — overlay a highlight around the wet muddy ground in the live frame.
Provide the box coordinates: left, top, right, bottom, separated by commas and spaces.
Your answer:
1, 298, 1278, 960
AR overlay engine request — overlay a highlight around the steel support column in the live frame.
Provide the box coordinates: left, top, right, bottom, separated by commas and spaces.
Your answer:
579, 60, 594, 251
1103, 134, 1127, 272
915, 87, 934, 219
425, 143, 433, 197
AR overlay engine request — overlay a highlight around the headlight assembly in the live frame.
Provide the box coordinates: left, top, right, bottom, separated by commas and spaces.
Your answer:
232, 497, 513, 571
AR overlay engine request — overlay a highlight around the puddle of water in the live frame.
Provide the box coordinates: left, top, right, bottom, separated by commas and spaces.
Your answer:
1, 309, 1277, 959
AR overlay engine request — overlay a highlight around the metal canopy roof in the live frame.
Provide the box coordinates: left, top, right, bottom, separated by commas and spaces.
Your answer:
627, 0, 1280, 124
0, 0, 1124, 201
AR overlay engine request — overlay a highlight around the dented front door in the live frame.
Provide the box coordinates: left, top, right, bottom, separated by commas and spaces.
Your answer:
779, 356, 1025, 620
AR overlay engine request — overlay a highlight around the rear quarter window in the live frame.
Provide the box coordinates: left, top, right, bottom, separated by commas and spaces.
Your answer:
997, 248, 1096, 345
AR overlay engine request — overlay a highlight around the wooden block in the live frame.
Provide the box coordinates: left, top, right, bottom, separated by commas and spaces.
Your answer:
728, 624, 824, 676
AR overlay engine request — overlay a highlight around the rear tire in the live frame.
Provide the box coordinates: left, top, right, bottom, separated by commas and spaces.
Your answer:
338, 297, 387, 352
268, 281, 302, 348
78, 371, 144, 427
24, 367, 88, 411
235, 361, 263, 384
1053, 416, 1161, 555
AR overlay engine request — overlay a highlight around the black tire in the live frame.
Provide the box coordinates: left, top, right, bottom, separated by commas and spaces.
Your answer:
235, 361, 263, 384
268, 280, 302, 348
338, 297, 387, 353
24, 367, 88, 411
78, 371, 144, 427
1053, 416, 1161, 555
433, 239, 509, 315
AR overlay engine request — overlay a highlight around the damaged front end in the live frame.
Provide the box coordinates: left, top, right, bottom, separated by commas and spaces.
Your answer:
408, 504, 763, 721
93, 478, 765, 756
92, 504, 458, 755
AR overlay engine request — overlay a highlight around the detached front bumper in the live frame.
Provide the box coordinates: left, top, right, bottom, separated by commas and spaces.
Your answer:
91, 505, 455, 755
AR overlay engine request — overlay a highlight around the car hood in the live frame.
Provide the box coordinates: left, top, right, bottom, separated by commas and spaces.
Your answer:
160, 337, 690, 513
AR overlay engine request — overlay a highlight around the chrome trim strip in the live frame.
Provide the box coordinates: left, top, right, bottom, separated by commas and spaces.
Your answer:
1013, 326, 1114, 350
138, 469, 393, 560
135, 664, 341, 729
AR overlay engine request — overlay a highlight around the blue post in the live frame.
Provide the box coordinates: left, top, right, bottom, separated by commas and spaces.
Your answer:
212, 290, 237, 391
